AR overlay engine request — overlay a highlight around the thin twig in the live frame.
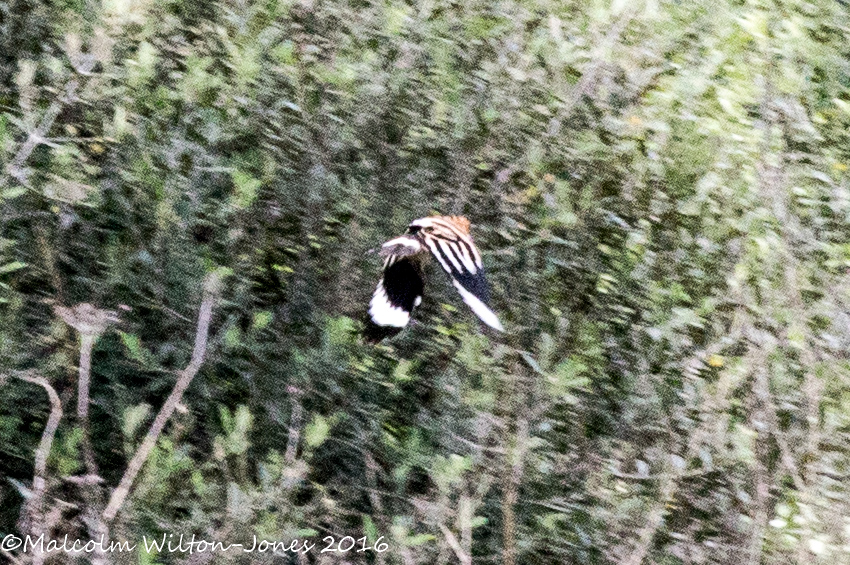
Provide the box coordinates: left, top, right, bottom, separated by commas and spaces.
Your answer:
9, 372, 63, 565
503, 415, 529, 565
621, 475, 678, 565
284, 388, 303, 465
364, 451, 387, 565
78, 333, 98, 476
13, 373, 63, 502
7, 58, 95, 185
0, 547, 23, 565
449, 432, 506, 454
550, 9, 636, 124
614, 328, 746, 565
55, 303, 119, 478
102, 274, 221, 523
760, 381, 805, 491
77, 334, 95, 424
438, 523, 471, 565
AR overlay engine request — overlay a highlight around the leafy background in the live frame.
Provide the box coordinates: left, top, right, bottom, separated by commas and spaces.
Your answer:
2, 0, 850, 563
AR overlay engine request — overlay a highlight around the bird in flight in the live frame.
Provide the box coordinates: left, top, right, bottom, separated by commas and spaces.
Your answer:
364, 215, 503, 342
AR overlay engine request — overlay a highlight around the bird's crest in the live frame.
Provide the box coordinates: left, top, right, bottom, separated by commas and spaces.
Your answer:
442, 215, 471, 234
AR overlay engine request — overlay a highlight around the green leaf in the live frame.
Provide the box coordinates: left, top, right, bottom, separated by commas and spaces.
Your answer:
119, 331, 146, 363
520, 351, 542, 374
2, 187, 26, 200
431, 454, 472, 492
305, 414, 330, 448
123, 403, 151, 441
231, 170, 261, 209
546, 359, 590, 402
362, 514, 378, 543
217, 405, 253, 455
405, 533, 436, 546
252, 311, 272, 330
0, 261, 26, 275
834, 98, 850, 116
393, 359, 414, 382
224, 325, 242, 349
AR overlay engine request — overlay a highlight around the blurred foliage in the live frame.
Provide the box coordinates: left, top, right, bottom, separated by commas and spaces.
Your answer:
2, 0, 850, 563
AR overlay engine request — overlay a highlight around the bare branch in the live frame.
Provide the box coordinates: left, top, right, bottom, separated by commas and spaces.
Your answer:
758, 377, 806, 492
77, 334, 95, 426
613, 328, 746, 565
63, 474, 106, 486
284, 387, 303, 465
8, 372, 63, 565
502, 415, 529, 565
13, 373, 63, 500
438, 523, 471, 565
548, 9, 636, 127
0, 547, 23, 565
363, 451, 387, 565
621, 475, 679, 565
102, 274, 221, 523
55, 303, 119, 478
7, 58, 96, 185
77, 333, 98, 475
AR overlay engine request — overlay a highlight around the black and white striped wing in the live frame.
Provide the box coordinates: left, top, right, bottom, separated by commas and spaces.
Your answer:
364, 252, 425, 343
421, 234, 503, 331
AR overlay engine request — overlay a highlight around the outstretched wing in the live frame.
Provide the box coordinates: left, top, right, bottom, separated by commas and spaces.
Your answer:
364, 252, 425, 343
418, 218, 503, 331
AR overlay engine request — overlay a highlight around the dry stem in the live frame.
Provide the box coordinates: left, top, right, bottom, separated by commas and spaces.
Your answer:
10, 372, 63, 565
7, 58, 95, 185
102, 274, 220, 522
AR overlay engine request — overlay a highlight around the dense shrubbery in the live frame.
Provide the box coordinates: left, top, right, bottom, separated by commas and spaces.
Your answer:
2, 0, 850, 563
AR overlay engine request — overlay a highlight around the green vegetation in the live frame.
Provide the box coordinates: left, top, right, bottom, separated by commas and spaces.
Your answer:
2, 0, 850, 563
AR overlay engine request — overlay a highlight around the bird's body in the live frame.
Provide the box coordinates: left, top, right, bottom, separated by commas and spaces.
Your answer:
364, 215, 503, 342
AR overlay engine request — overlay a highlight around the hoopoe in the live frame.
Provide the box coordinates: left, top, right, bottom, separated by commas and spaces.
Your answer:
364, 215, 503, 342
